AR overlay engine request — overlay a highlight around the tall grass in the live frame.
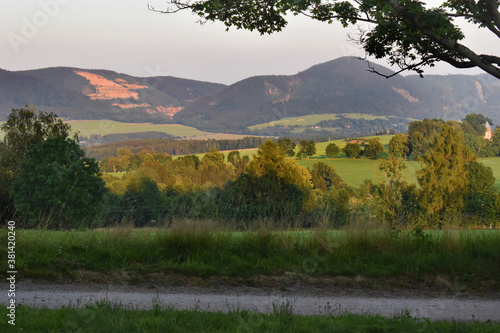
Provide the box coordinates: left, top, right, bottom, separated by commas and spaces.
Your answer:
2, 303, 498, 333
1, 226, 499, 290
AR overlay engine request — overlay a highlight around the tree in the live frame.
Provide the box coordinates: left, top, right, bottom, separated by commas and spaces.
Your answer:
311, 162, 345, 193
466, 161, 496, 194
417, 124, 476, 222
343, 142, 362, 158
481, 128, 500, 157
388, 134, 409, 159
11, 137, 105, 229
407, 119, 444, 159
363, 138, 384, 159
220, 140, 315, 223
154, 1, 500, 79
227, 150, 240, 167
227, 150, 248, 176
122, 175, 163, 227
375, 156, 418, 225
325, 142, 340, 159
278, 138, 296, 157
465, 161, 499, 222
246, 141, 312, 189
200, 148, 232, 187
462, 113, 493, 137
298, 140, 316, 159
0, 106, 76, 175
0, 106, 77, 221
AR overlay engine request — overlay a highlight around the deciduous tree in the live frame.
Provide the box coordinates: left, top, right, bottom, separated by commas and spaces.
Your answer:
417, 124, 476, 223
278, 138, 296, 157
465, 161, 499, 222
388, 134, 409, 159
325, 142, 340, 159
11, 137, 105, 229
298, 140, 316, 159
311, 162, 345, 193
1, 106, 76, 175
364, 138, 384, 159
462, 113, 493, 137
343, 142, 362, 158
0, 106, 77, 221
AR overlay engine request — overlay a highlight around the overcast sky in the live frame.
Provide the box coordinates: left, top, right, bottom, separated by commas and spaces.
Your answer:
1, 0, 496, 85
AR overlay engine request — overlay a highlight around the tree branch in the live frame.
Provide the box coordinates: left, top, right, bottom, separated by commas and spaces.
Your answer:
366, 57, 433, 78
485, 0, 500, 31
385, 0, 500, 79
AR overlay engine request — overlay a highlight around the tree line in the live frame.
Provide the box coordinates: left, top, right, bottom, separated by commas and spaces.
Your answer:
84, 136, 270, 160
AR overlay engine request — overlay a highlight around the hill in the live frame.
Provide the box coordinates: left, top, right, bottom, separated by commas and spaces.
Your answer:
0, 67, 226, 123
174, 57, 500, 132
2, 57, 500, 137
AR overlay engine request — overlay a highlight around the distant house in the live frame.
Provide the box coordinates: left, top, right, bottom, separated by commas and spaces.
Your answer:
484, 122, 493, 140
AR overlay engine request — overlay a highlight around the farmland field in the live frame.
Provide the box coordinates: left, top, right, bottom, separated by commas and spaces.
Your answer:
248, 113, 397, 131
65, 119, 250, 140
297, 156, 500, 188
173, 135, 500, 189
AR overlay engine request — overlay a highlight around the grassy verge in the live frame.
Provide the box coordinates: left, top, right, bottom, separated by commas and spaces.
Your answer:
1, 227, 499, 291
1, 303, 498, 333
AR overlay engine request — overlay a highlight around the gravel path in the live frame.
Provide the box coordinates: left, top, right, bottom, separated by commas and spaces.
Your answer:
2, 282, 499, 322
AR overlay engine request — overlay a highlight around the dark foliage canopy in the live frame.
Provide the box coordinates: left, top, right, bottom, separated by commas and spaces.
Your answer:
12, 137, 105, 228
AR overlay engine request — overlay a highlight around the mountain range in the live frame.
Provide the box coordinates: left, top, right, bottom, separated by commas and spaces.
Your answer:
2, 57, 500, 133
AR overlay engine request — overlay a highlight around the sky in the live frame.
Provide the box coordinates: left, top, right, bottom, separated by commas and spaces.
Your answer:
1, 0, 497, 85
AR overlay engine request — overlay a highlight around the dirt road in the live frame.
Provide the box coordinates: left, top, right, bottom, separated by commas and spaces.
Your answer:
2, 282, 499, 322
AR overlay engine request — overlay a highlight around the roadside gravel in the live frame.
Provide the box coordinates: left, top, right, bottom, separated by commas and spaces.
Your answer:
2, 282, 499, 322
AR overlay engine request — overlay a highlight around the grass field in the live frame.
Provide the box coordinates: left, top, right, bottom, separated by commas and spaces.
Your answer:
248, 113, 396, 131
2, 228, 499, 292
65, 119, 250, 140
174, 135, 500, 189
2, 304, 497, 333
296, 158, 420, 187
65, 120, 228, 139
297, 156, 500, 188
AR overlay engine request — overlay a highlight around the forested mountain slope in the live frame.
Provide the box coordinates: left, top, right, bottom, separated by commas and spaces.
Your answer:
174, 57, 500, 132
0, 67, 226, 123
2, 57, 500, 133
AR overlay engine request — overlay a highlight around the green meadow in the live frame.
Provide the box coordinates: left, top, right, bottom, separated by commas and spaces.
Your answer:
248, 113, 396, 131
65, 120, 249, 140
169, 135, 500, 189
297, 155, 500, 188
1, 228, 499, 291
